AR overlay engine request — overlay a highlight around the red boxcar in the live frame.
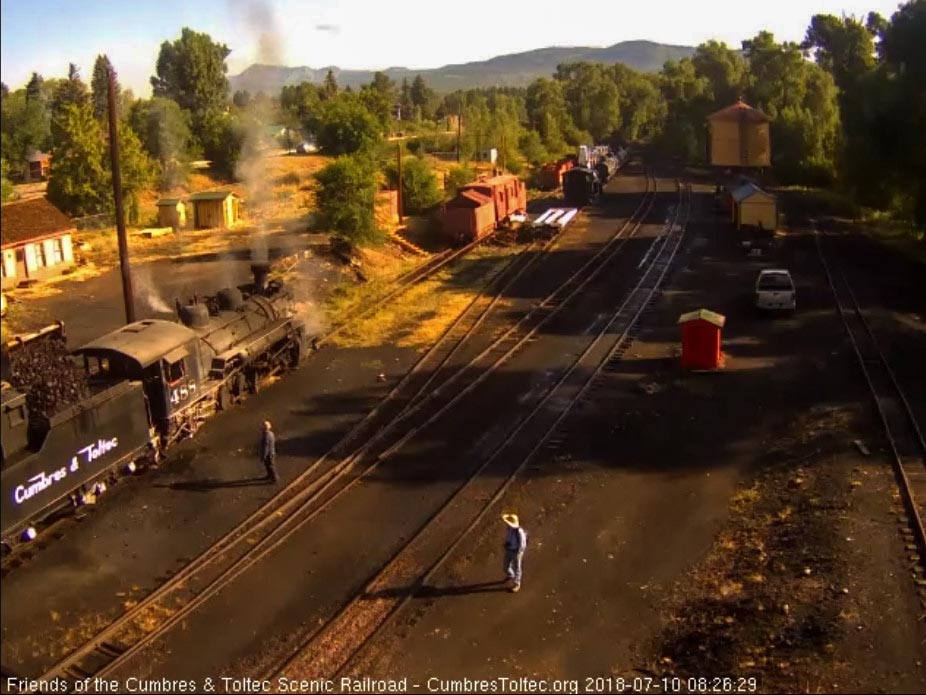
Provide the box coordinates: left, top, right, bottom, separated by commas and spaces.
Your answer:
539, 159, 574, 190
442, 190, 496, 244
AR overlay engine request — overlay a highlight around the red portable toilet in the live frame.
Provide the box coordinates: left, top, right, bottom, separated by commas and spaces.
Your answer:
678, 309, 726, 370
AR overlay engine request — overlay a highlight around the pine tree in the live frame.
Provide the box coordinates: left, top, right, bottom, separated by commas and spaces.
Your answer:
26, 72, 44, 103
409, 75, 433, 120
51, 64, 90, 145
323, 69, 338, 99
399, 78, 412, 120
91, 55, 118, 121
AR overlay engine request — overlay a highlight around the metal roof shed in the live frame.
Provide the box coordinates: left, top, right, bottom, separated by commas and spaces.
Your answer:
188, 191, 240, 229
156, 198, 187, 230
730, 183, 777, 231
678, 309, 726, 370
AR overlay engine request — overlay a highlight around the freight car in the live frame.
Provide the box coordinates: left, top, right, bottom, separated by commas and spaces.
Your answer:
539, 158, 575, 190
595, 156, 618, 185
1, 263, 308, 545
442, 174, 527, 245
562, 167, 602, 207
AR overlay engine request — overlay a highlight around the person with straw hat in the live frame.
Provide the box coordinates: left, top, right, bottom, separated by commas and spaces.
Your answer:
501, 512, 528, 592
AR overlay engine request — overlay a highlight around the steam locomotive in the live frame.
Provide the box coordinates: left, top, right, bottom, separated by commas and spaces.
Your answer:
0, 263, 309, 544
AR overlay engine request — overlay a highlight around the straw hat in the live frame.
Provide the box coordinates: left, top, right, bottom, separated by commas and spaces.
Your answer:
501, 513, 519, 528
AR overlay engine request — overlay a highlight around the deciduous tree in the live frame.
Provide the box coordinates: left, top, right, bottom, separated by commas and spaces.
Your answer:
1, 159, 14, 202
128, 97, 193, 188
281, 82, 322, 125
46, 102, 108, 215
313, 93, 382, 155
1, 89, 51, 172
197, 110, 243, 178
151, 28, 230, 136
313, 154, 383, 244
444, 164, 474, 197
384, 155, 442, 214
110, 121, 154, 223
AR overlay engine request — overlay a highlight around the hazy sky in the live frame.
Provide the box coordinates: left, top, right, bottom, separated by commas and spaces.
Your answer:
0, 0, 906, 96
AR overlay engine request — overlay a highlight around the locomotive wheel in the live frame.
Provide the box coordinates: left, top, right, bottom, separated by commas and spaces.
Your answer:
247, 370, 260, 395
217, 385, 232, 412
231, 372, 246, 399
287, 343, 301, 368
159, 420, 178, 449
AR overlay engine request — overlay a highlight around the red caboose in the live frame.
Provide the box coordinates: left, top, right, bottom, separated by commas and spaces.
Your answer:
458, 174, 526, 225
442, 190, 496, 244
442, 174, 527, 245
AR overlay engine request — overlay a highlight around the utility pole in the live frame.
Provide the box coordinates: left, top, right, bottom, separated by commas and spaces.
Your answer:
396, 143, 403, 224
107, 66, 135, 323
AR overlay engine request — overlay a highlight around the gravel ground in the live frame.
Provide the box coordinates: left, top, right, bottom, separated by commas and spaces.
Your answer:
349, 183, 926, 694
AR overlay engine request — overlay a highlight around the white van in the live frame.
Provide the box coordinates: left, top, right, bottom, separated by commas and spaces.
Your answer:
755, 269, 796, 312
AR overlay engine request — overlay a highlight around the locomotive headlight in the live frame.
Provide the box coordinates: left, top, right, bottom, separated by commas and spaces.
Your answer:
124, 461, 138, 474
21, 527, 37, 542
94, 482, 107, 496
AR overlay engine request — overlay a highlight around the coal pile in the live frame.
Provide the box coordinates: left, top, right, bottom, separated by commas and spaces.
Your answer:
6, 333, 89, 422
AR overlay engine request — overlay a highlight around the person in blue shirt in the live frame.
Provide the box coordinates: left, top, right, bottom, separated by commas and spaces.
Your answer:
259, 420, 278, 483
502, 513, 528, 593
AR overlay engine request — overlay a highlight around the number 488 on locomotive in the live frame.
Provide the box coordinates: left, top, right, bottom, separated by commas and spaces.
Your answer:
1, 263, 309, 545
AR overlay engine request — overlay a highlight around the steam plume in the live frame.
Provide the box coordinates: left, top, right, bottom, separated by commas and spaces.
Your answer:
135, 266, 173, 314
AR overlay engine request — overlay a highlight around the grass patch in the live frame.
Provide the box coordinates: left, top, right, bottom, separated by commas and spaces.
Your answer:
774, 186, 861, 224
325, 243, 521, 349
860, 222, 926, 265
276, 171, 303, 186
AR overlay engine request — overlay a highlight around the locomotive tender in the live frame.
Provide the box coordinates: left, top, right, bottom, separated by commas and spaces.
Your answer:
562, 166, 603, 207
1, 263, 308, 543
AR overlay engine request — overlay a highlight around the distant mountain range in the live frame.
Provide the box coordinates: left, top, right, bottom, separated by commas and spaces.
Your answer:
229, 40, 695, 95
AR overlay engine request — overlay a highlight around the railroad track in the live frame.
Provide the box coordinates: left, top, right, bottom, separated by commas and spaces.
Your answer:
0, 230, 494, 572
273, 180, 692, 682
31, 175, 656, 686
814, 228, 926, 565
26, 232, 529, 686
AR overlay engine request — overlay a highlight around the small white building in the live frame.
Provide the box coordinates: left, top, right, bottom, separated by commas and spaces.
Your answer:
1, 197, 76, 289
475, 148, 498, 165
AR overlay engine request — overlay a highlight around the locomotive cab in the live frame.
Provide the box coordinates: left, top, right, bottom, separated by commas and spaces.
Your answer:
74, 320, 204, 433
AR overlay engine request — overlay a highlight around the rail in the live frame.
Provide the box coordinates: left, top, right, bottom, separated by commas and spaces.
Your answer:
273, 180, 691, 680
814, 227, 926, 559
32, 173, 657, 685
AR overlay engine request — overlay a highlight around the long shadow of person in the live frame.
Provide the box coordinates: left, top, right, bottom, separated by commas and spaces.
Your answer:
157, 476, 270, 492
362, 580, 509, 600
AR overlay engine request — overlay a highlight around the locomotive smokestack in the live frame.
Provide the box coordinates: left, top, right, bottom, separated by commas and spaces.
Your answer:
251, 262, 271, 294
